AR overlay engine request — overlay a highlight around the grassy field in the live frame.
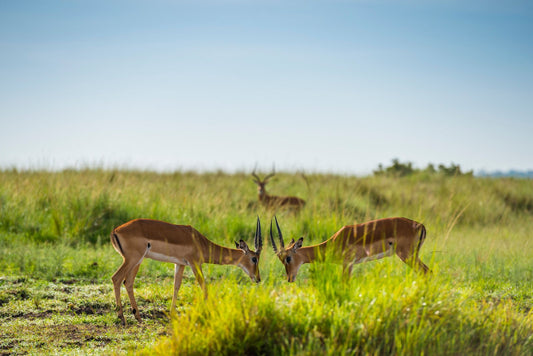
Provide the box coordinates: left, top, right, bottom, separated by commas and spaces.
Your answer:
0, 169, 532, 355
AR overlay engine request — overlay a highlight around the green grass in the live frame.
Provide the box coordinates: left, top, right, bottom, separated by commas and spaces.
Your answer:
148, 268, 532, 355
0, 169, 532, 355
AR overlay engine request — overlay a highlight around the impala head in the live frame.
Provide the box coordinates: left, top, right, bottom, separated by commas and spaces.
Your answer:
251, 169, 275, 197
235, 217, 263, 283
269, 216, 305, 282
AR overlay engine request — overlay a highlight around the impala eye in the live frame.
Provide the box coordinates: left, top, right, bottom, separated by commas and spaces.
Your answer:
286, 256, 292, 263
252, 257, 258, 264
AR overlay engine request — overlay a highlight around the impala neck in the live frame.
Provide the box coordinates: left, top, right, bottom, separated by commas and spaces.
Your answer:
299, 240, 329, 263
204, 242, 243, 266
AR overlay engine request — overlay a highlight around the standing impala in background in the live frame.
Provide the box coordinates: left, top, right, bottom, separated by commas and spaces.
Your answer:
111, 217, 263, 325
252, 169, 306, 210
270, 216, 430, 282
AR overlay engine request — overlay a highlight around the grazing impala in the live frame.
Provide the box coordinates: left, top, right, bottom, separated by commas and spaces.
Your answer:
111, 217, 263, 325
251, 169, 306, 210
269, 216, 430, 282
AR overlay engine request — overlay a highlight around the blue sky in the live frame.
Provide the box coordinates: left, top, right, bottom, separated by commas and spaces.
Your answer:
1, 0, 532, 174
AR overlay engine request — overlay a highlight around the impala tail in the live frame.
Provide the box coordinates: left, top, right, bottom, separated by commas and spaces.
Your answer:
111, 231, 124, 256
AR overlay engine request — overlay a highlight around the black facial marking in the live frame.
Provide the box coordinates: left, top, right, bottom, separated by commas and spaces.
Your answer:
252, 257, 258, 264
286, 256, 292, 263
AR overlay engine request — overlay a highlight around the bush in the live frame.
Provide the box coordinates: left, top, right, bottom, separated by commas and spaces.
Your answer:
374, 159, 473, 177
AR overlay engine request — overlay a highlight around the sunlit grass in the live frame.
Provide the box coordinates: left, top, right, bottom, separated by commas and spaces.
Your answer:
145, 264, 533, 355
0, 169, 532, 354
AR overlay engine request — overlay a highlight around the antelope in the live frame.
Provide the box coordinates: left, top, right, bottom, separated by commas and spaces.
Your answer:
111, 217, 263, 325
251, 169, 306, 210
269, 216, 430, 282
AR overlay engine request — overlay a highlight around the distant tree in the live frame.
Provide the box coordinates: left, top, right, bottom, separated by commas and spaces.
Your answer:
438, 163, 473, 177
374, 160, 473, 177
374, 158, 414, 177
425, 163, 436, 174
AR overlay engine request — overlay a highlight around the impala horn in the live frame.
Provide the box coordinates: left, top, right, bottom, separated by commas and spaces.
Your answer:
251, 169, 261, 183
269, 219, 278, 254
269, 215, 285, 254
274, 215, 284, 249
263, 167, 276, 182
255, 216, 263, 252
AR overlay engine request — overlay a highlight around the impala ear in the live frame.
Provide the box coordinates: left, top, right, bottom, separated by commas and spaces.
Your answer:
294, 237, 304, 250
237, 239, 250, 252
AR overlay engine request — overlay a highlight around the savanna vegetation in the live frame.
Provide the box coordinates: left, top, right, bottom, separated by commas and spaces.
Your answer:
0, 166, 532, 355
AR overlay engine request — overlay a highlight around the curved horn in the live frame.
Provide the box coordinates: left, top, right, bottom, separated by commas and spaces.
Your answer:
255, 216, 262, 252
251, 169, 261, 183
263, 167, 276, 182
269, 219, 278, 253
274, 215, 284, 248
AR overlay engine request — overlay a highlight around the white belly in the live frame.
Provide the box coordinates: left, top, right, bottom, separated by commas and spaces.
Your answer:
353, 248, 394, 264
145, 250, 189, 265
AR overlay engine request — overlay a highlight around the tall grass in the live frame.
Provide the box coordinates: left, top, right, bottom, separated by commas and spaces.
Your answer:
147, 265, 532, 355
1, 169, 532, 355
2, 169, 531, 245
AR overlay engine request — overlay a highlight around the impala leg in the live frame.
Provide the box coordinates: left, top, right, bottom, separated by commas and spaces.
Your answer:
397, 250, 430, 274
172, 264, 186, 310
342, 261, 355, 280
111, 261, 127, 326
343, 249, 367, 279
191, 264, 207, 299
124, 263, 143, 323
111, 258, 140, 326
413, 258, 430, 274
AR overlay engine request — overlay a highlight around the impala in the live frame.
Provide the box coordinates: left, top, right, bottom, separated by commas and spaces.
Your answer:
111, 217, 263, 325
269, 216, 430, 282
252, 169, 306, 210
